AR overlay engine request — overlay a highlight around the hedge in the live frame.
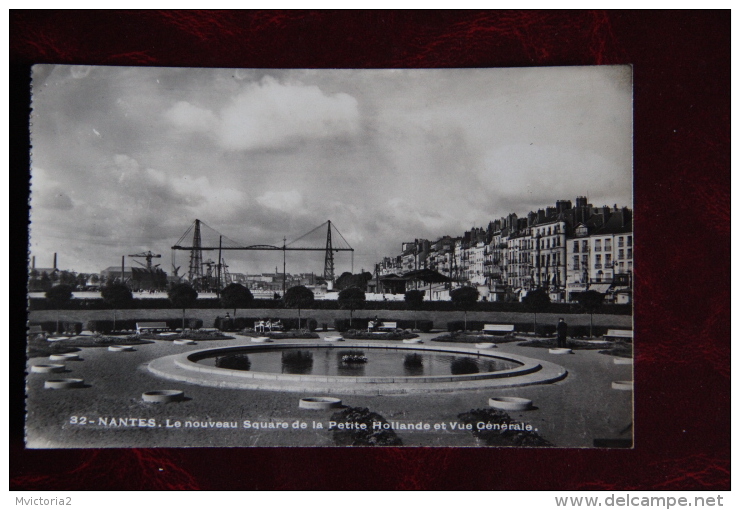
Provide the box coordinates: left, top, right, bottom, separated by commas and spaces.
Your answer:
332, 318, 433, 333
28, 297, 632, 315
29, 321, 83, 335
86, 318, 203, 334
214, 316, 317, 332
445, 321, 613, 337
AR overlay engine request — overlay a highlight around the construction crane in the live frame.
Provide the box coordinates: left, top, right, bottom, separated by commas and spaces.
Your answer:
221, 258, 232, 286
128, 251, 162, 270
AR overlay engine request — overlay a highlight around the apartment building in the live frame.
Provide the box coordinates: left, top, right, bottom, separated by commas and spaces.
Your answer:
374, 197, 632, 303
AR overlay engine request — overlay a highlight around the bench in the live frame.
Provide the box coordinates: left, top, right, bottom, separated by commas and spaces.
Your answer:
604, 329, 633, 341
368, 321, 397, 332
483, 324, 515, 335
254, 321, 283, 332
136, 322, 170, 334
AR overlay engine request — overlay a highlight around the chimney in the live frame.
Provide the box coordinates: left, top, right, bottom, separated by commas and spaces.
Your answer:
53, 253, 57, 270
32, 256, 35, 269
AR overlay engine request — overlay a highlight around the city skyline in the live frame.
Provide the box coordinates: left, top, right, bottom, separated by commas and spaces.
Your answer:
29, 65, 633, 275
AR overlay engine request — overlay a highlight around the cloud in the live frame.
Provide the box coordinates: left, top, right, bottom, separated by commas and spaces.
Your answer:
256, 190, 304, 213
164, 76, 360, 151
479, 143, 631, 208
165, 101, 218, 133
37, 188, 74, 210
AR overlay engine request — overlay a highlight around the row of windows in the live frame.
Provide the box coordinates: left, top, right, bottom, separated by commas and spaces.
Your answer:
572, 235, 632, 253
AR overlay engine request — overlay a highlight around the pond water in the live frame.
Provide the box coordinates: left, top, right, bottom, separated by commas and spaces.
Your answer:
196, 347, 520, 377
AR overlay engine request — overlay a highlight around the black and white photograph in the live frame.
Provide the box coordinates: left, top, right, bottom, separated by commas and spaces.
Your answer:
26, 64, 633, 448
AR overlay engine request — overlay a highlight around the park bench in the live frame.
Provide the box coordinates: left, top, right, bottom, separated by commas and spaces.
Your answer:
255, 320, 283, 332
604, 329, 633, 341
136, 322, 170, 334
368, 321, 397, 332
482, 324, 515, 335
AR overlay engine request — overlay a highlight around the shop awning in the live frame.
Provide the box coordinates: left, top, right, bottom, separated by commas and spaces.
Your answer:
588, 283, 612, 293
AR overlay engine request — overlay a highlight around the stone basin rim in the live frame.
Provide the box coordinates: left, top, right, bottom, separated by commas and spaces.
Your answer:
171, 343, 547, 383
146, 341, 568, 393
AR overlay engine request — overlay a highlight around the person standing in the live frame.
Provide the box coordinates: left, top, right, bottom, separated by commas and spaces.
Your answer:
556, 317, 568, 348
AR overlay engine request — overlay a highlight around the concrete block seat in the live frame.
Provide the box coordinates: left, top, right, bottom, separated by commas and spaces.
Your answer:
483, 324, 515, 335
603, 329, 633, 341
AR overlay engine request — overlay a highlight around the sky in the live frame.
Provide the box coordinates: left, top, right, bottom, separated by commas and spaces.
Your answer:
29, 65, 633, 276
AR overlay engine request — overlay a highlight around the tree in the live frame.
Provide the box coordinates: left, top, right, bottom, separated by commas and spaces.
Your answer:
283, 285, 315, 330
101, 283, 134, 332
334, 272, 353, 291
220, 283, 254, 318
28, 269, 40, 292
575, 290, 605, 338
168, 283, 199, 330
59, 270, 77, 286
450, 286, 479, 332
337, 287, 366, 327
336, 271, 373, 291
522, 288, 551, 336
404, 289, 425, 330
45, 284, 74, 334
39, 272, 52, 292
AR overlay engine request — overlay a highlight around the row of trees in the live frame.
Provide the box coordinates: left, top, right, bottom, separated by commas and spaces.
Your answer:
44, 282, 606, 336
43, 282, 372, 333
44, 282, 201, 333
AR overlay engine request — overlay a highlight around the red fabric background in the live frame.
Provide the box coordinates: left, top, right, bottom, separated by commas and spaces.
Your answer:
10, 10, 730, 490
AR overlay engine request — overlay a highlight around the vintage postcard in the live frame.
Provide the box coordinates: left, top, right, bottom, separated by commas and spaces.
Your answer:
27, 65, 633, 448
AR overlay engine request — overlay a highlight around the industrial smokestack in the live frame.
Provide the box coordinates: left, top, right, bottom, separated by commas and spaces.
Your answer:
53, 253, 57, 270
32, 256, 35, 269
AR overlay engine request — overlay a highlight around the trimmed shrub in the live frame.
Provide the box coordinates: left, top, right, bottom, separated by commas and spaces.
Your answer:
446, 321, 487, 332
329, 407, 403, 446
396, 319, 433, 332
30, 321, 83, 335
334, 318, 371, 332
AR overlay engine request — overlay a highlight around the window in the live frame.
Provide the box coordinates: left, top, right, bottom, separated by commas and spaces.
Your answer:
618, 236, 624, 248
582, 240, 588, 251
594, 239, 602, 251
627, 248, 632, 259
606, 254, 612, 266
627, 236, 632, 247
573, 256, 580, 270
618, 249, 624, 260
605, 239, 612, 251
573, 242, 579, 253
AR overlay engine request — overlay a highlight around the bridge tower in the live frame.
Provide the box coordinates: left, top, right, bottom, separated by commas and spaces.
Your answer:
188, 219, 203, 285
323, 220, 335, 282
